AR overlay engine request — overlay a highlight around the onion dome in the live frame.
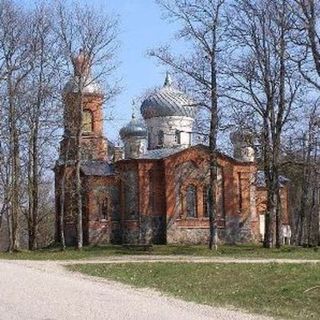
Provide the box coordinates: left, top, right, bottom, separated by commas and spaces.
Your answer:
63, 49, 103, 96
119, 114, 147, 140
230, 129, 254, 145
140, 73, 196, 119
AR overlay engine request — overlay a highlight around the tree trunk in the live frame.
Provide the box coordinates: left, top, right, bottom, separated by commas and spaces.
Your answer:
30, 124, 39, 250
8, 75, 20, 252
75, 88, 84, 250
263, 118, 273, 248
208, 25, 218, 251
59, 137, 72, 251
275, 191, 282, 248
59, 167, 67, 250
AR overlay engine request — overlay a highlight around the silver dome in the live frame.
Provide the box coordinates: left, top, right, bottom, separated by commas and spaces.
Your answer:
120, 115, 147, 140
230, 129, 254, 145
63, 75, 103, 96
140, 73, 196, 119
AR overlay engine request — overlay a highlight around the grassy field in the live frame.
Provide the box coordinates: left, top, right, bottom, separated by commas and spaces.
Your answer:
68, 262, 320, 320
0, 244, 319, 260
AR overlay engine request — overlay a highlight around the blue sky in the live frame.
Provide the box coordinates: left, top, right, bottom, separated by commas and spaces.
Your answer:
86, 0, 179, 141
21, 0, 181, 141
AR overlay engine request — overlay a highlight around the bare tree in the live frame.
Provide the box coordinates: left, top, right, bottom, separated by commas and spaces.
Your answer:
291, 1, 320, 90
0, 0, 34, 251
54, 1, 119, 249
288, 104, 320, 246
226, 0, 302, 247
150, 0, 228, 250
22, 3, 62, 250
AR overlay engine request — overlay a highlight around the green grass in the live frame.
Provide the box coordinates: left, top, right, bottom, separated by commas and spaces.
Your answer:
0, 244, 319, 260
68, 262, 320, 320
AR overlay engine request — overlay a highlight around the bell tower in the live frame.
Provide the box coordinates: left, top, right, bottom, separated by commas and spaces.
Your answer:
59, 49, 107, 162
230, 129, 255, 162
55, 50, 108, 246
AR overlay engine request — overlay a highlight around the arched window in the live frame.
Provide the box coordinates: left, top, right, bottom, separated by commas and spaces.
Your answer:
100, 197, 109, 220
175, 130, 181, 144
148, 169, 156, 212
188, 132, 192, 145
186, 185, 197, 218
83, 110, 93, 132
148, 130, 152, 149
203, 185, 211, 218
158, 130, 164, 146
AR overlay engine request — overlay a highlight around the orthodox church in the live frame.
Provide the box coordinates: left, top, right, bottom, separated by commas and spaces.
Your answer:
55, 53, 290, 246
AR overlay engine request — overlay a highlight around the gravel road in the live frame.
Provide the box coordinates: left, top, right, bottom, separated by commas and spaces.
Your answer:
0, 259, 274, 320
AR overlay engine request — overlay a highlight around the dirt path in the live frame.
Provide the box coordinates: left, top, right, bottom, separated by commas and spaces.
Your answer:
8, 254, 319, 266
0, 255, 320, 267
67, 255, 320, 264
0, 258, 275, 320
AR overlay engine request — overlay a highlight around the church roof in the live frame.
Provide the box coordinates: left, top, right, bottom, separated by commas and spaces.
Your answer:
140, 73, 196, 119
139, 146, 186, 160
80, 161, 114, 176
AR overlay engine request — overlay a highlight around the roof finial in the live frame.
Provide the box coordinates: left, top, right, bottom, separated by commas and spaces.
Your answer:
164, 71, 173, 87
131, 99, 136, 119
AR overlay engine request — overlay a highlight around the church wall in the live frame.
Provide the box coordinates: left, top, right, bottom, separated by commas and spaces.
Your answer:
82, 175, 120, 245
116, 160, 167, 244
226, 164, 259, 243
55, 165, 78, 246
116, 161, 140, 244
162, 146, 259, 245
55, 164, 120, 246
256, 185, 290, 241
137, 161, 166, 244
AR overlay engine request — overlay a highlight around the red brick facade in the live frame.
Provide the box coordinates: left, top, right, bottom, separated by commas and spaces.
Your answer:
56, 140, 290, 245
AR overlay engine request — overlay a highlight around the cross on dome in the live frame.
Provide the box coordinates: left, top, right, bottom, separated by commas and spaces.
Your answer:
163, 71, 173, 87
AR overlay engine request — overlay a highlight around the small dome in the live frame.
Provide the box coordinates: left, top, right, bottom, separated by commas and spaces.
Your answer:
120, 115, 147, 140
230, 129, 254, 145
140, 73, 196, 120
63, 75, 103, 96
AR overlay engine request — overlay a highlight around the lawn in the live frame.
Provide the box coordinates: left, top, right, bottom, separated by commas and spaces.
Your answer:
0, 244, 319, 260
68, 262, 320, 320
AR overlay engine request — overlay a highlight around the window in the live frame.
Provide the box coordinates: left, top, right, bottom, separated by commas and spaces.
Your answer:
148, 170, 156, 212
238, 172, 242, 213
100, 197, 109, 220
148, 130, 152, 149
203, 185, 211, 218
175, 130, 181, 144
83, 110, 93, 132
186, 185, 197, 217
158, 130, 164, 146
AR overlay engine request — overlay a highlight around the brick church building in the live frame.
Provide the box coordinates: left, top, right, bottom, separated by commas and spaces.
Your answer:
55, 53, 290, 246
